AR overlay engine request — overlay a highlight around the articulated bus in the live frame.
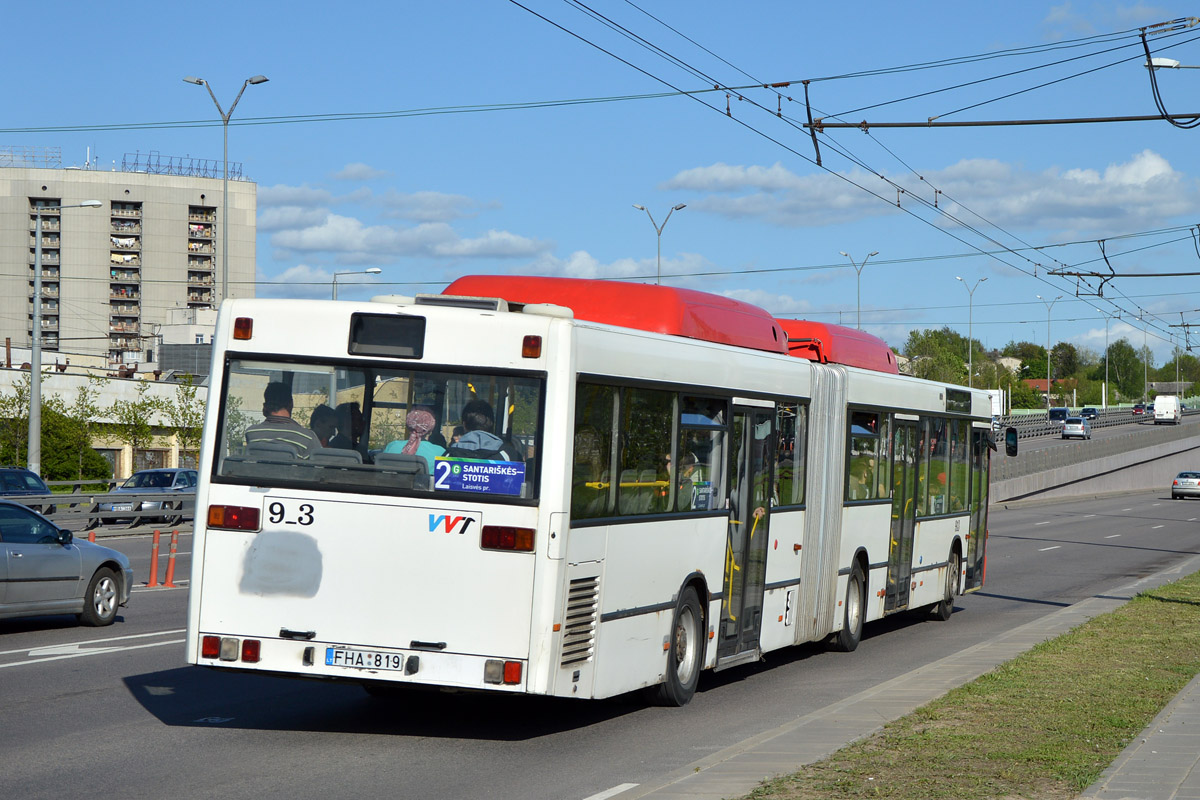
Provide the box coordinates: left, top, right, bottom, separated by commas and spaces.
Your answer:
186, 276, 992, 706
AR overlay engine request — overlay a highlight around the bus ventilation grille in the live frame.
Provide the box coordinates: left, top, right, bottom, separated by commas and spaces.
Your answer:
560, 576, 600, 668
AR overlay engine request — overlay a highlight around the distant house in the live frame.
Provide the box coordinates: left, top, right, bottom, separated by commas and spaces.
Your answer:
1023, 378, 1060, 405
996, 357, 1021, 374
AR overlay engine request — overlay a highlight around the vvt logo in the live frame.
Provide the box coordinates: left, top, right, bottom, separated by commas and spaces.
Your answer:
428, 514, 477, 535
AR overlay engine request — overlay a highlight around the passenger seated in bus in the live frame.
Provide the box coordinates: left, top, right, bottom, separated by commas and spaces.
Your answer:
244, 381, 321, 458
382, 408, 445, 473
447, 399, 521, 461
309, 404, 337, 447
328, 401, 363, 450
675, 452, 699, 510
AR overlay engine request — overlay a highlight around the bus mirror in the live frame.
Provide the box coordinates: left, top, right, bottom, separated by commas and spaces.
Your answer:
1005, 426, 1018, 457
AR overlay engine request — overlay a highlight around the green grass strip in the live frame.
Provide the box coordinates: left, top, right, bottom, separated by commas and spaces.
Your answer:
745, 571, 1200, 800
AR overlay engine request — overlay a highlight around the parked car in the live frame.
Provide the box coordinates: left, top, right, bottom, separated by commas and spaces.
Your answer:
1061, 417, 1091, 440
1171, 471, 1200, 500
0, 499, 132, 626
1132, 404, 1146, 416
1080, 407, 1099, 420
95, 468, 197, 527
0, 466, 56, 515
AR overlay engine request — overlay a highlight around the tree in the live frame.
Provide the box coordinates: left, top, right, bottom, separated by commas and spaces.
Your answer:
1105, 338, 1144, 401
0, 372, 31, 465
163, 376, 205, 466
105, 382, 167, 457
37, 400, 112, 482
1050, 342, 1079, 379
61, 375, 108, 481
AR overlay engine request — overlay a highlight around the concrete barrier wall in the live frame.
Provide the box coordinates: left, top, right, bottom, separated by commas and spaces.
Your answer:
993, 430, 1200, 504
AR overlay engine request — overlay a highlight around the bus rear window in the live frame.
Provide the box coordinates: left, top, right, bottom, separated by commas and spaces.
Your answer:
214, 359, 543, 501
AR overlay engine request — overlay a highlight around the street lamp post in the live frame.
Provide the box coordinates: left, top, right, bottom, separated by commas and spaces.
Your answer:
1093, 307, 1118, 410
183, 74, 269, 305
332, 267, 383, 300
1037, 294, 1062, 410
840, 251, 879, 330
632, 203, 686, 285
955, 276, 987, 387
29, 200, 102, 477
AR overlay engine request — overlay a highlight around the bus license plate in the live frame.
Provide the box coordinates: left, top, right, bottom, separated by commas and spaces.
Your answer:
325, 647, 405, 671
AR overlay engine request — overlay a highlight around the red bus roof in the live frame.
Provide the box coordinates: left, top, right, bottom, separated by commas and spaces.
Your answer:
775, 319, 900, 374
442, 275, 789, 355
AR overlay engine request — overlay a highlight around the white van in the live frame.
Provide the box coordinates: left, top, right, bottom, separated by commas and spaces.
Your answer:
1154, 395, 1182, 425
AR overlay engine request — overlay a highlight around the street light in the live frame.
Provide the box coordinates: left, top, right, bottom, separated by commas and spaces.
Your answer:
632, 203, 686, 285
29, 200, 102, 477
955, 276, 987, 387
840, 248, 878, 326
183, 74, 269, 305
1037, 294, 1062, 410
332, 267, 383, 300
1093, 306, 1119, 410
1146, 57, 1200, 69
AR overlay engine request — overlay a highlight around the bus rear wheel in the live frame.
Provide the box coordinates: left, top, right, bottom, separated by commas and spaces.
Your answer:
834, 562, 865, 652
652, 586, 704, 707
932, 550, 960, 621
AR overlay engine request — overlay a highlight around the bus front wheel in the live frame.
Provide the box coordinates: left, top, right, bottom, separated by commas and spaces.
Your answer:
652, 586, 704, 707
834, 562, 865, 652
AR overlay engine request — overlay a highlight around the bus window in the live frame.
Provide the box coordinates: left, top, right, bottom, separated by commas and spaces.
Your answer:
572, 384, 616, 518
949, 419, 970, 512
216, 359, 544, 500
848, 410, 887, 501
618, 388, 673, 515
925, 417, 949, 515
676, 396, 728, 513
776, 403, 806, 507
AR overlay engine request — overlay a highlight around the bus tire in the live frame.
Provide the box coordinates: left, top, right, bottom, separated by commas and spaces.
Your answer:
834, 562, 865, 652
653, 586, 704, 707
932, 550, 959, 622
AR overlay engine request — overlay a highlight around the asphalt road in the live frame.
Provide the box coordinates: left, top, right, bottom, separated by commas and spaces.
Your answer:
2, 492, 1198, 800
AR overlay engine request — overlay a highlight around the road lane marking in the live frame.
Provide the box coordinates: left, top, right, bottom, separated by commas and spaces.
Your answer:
1190, 518, 1198, 522
1152, 525, 1165, 529
0, 638, 184, 669
0, 628, 185, 657
582, 785, 639, 800
1122, 508, 1133, 511
1039, 546, 1061, 551
1035, 521, 1051, 526
1106, 534, 1121, 539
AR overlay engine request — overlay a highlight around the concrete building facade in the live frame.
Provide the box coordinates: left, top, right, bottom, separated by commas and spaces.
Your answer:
0, 159, 255, 368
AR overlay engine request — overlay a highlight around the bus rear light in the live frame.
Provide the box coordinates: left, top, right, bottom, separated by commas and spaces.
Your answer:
522, 335, 542, 358
241, 639, 261, 663
233, 317, 253, 340
480, 525, 534, 552
219, 637, 240, 661
201, 635, 221, 659
208, 504, 261, 531
483, 659, 523, 685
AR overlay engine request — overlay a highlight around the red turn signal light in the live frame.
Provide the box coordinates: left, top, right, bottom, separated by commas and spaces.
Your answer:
208, 505, 261, 531
241, 639, 261, 663
233, 317, 253, 340
480, 525, 534, 552
201, 635, 221, 659
522, 335, 542, 358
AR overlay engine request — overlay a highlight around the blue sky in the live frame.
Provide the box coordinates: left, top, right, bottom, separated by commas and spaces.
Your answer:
6, 1, 1200, 365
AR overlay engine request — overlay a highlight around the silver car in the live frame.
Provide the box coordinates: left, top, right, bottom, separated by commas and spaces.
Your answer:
96, 468, 197, 527
0, 500, 132, 626
1061, 417, 1091, 440
1172, 472, 1200, 500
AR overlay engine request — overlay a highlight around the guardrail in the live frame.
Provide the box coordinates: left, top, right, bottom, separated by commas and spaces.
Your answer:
993, 419, 1200, 482
0, 485, 195, 530
998, 406, 1198, 441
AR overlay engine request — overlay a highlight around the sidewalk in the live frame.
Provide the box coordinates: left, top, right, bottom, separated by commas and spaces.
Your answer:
607, 552, 1200, 800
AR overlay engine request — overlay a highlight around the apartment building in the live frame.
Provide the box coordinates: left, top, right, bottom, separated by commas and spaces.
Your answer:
0, 151, 256, 367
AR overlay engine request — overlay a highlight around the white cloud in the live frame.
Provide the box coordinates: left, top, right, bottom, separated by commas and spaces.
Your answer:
270, 214, 549, 260
332, 162, 389, 181
258, 184, 333, 208
723, 288, 812, 316
433, 229, 551, 258
258, 206, 330, 232
377, 190, 492, 223
663, 151, 1198, 234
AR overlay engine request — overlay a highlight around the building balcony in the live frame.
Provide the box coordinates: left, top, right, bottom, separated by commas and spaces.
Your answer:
110, 237, 141, 250
111, 207, 141, 218
30, 287, 60, 299
109, 322, 139, 334
186, 243, 214, 254
110, 303, 139, 315
29, 236, 60, 249
187, 277, 214, 287
188, 211, 216, 222
109, 292, 140, 301
31, 218, 60, 232
29, 252, 60, 266
111, 221, 141, 233
110, 270, 140, 282
188, 226, 214, 239
109, 336, 139, 350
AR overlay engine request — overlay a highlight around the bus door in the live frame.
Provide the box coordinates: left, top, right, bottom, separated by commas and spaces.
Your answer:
885, 420, 919, 612
965, 428, 989, 590
717, 406, 774, 665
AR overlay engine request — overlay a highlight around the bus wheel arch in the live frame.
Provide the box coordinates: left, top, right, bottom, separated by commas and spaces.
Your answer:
833, 551, 868, 652
651, 575, 708, 707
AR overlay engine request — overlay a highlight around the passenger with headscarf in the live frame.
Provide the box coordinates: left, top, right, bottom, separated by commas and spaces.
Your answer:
383, 407, 445, 473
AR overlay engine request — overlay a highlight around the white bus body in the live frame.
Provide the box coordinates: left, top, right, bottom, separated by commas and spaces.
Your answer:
186, 279, 992, 705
